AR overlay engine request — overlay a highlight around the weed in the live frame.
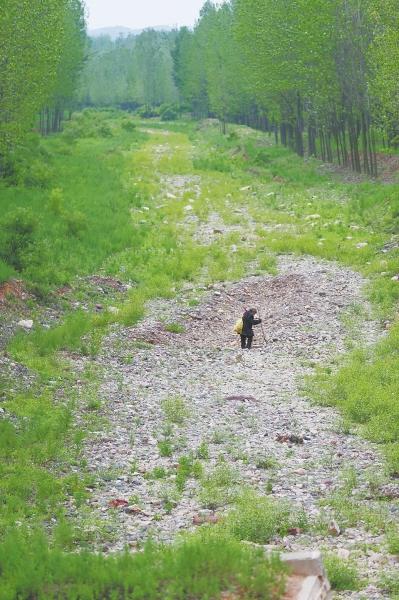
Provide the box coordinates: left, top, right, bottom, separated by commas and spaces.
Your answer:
161, 395, 189, 424
164, 322, 185, 334
256, 456, 280, 470
210, 429, 229, 445
387, 529, 399, 555
146, 466, 168, 480
196, 442, 210, 460
129, 494, 141, 506
199, 464, 241, 509
85, 398, 101, 411
323, 554, 362, 591
226, 491, 307, 544
188, 298, 200, 306
158, 483, 180, 513
158, 440, 174, 458
129, 461, 139, 475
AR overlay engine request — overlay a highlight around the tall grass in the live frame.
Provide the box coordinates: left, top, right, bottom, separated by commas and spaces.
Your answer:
0, 113, 147, 295
0, 529, 287, 600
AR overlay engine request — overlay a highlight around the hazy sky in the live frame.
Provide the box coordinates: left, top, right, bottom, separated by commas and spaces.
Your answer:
85, 0, 206, 30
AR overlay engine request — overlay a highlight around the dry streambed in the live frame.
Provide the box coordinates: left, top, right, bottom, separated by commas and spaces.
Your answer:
80, 254, 396, 599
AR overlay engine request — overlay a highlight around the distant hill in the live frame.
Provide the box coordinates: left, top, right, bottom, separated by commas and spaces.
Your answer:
88, 26, 173, 40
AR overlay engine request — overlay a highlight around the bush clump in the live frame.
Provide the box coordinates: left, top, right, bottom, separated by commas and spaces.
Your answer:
0, 208, 38, 271
225, 491, 307, 544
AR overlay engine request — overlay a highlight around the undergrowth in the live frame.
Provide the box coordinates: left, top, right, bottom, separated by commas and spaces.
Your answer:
0, 529, 287, 600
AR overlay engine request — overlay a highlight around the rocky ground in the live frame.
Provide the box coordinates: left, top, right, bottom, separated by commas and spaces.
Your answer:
80, 253, 396, 599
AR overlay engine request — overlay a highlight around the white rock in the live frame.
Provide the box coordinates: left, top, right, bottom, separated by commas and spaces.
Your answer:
337, 548, 350, 560
17, 319, 33, 329
166, 192, 176, 199
356, 242, 368, 249
108, 306, 120, 315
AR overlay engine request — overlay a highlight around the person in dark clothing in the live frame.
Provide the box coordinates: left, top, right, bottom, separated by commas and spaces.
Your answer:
240, 308, 262, 349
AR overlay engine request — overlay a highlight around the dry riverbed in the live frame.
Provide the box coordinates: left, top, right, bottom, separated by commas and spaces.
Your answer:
76, 253, 396, 599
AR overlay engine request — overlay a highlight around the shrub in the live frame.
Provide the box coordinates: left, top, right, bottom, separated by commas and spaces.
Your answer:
0, 208, 38, 271
226, 491, 306, 544
323, 554, 362, 591
47, 188, 64, 215
197, 442, 210, 460
0, 259, 16, 284
199, 464, 241, 509
158, 440, 173, 457
121, 119, 136, 132
161, 396, 189, 424
160, 103, 179, 121
136, 105, 159, 118
387, 529, 399, 555
256, 456, 279, 470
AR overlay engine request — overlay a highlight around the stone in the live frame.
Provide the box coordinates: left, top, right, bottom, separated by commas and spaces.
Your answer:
337, 548, 350, 560
17, 319, 33, 329
328, 520, 341, 536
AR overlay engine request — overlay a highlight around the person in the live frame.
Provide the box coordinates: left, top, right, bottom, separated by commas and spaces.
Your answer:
240, 308, 262, 349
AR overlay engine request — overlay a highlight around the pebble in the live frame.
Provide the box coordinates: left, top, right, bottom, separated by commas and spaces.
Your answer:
17, 319, 33, 329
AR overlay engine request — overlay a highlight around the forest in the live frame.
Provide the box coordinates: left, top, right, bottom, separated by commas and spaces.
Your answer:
1, 1, 399, 599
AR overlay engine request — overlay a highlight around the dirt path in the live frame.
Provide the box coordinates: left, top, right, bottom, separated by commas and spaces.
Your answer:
80, 129, 395, 599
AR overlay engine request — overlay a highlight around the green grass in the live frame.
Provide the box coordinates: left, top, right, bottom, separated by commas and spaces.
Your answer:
0, 392, 87, 535
0, 529, 287, 600
225, 491, 307, 544
307, 323, 399, 474
0, 113, 148, 296
161, 395, 189, 425
323, 554, 362, 591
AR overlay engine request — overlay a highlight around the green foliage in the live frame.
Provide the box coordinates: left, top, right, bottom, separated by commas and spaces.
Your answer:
226, 491, 307, 544
197, 442, 210, 460
256, 456, 280, 470
0, 392, 86, 534
307, 323, 399, 474
165, 322, 185, 334
0, 529, 287, 600
160, 103, 179, 121
323, 554, 362, 591
158, 440, 174, 458
172, 0, 399, 174
0, 208, 38, 272
161, 396, 189, 424
77, 29, 178, 110
0, 0, 86, 173
0, 259, 16, 284
199, 464, 241, 509
146, 466, 168, 480
387, 529, 399, 555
